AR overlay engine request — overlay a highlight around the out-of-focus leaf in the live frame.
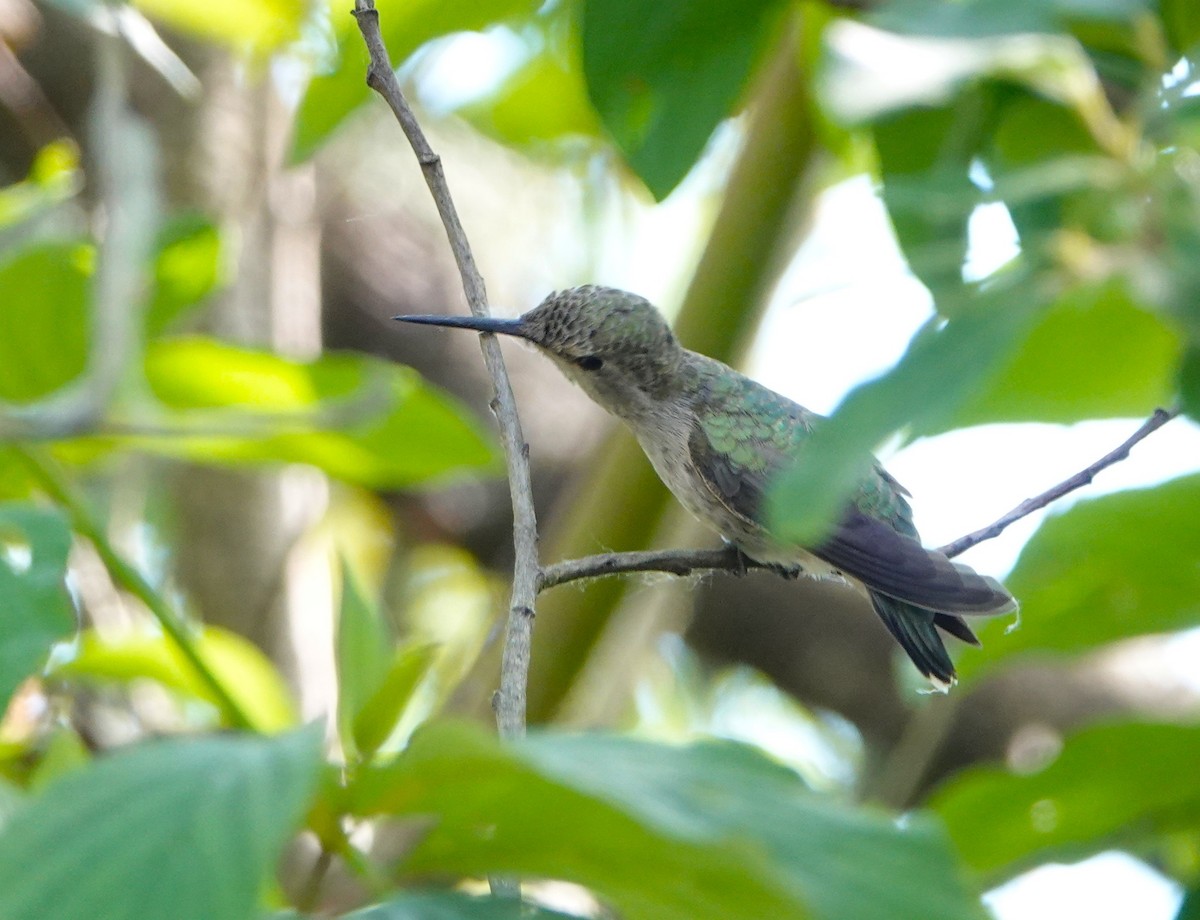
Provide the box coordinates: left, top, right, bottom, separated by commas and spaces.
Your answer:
146, 214, 223, 337
461, 48, 602, 147
0, 778, 20, 826
0, 243, 92, 403
336, 560, 391, 758
107, 337, 498, 487
767, 287, 1042, 544
1182, 347, 1200, 423
292, 0, 539, 162
132, 0, 304, 52
1160, 0, 1200, 55
27, 729, 89, 791
1176, 886, 1200, 920
868, 0, 1147, 38
582, 0, 784, 200
352, 642, 438, 759
345, 890, 578, 919
351, 722, 985, 920
0, 727, 322, 920
872, 97, 991, 303
0, 141, 81, 230
52, 626, 298, 732
960, 474, 1200, 678
0, 504, 73, 715
931, 721, 1200, 878
948, 281, 1180, 426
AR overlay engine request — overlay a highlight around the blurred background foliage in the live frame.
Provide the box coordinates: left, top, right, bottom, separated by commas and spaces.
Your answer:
1, 0, 1199, 917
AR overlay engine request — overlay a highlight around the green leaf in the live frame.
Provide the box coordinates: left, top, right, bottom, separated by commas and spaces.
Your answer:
352, 642, 439, 759
767, 287, 1042, 543
0, 141, 81, 230
931, 721, 1200, 878
460, 47, 603, 148
1182, 347, 1200, 423
51, 626, 298, 732
1176, 886, 1200, 920
146, 214, 223, 337
582, 0, 783, 199
0, 243, 92, 403
1161, 0, 1200, 55
948, 281, 1180, 426
346, 890, 578, 919
0, 503, 73, 715
90, 337, 498, 487
869, 0, 1149, 38
960, 474, 1200, 678
352, 722, 985, 920
336, 560, 391, 758
131, 0, 304, 53
872, 90, 1000, 308
291, 0, 539, 162
0, 726, 322, 920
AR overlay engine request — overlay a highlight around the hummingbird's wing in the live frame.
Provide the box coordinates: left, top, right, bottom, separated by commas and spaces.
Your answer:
686, 382, 1015, 617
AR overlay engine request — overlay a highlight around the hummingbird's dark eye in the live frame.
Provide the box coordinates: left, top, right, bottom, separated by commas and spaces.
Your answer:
577, 355, 604, 371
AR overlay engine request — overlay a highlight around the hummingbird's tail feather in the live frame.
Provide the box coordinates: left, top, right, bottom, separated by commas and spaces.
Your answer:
932, 612, 982, 647
869, 591, 977, 686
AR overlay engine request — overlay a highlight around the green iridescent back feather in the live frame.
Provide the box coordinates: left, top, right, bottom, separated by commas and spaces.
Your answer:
688, 359, 917, 539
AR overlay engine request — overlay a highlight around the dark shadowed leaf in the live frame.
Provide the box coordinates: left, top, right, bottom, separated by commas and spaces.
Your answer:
0, 504, 73, 714
582, 0, 784, 199
0, 726, 322, 920
931, 721, 1200, 878
351, 722, 985, 920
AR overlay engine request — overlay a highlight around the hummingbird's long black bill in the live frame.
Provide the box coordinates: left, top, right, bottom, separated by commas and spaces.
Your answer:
394, 313, 528, 338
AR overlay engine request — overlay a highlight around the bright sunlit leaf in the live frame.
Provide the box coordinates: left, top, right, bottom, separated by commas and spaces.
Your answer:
0, 244, 92, 404
132, 0, 304, 53
52, 626, 298, 732
582, 0, 782, 199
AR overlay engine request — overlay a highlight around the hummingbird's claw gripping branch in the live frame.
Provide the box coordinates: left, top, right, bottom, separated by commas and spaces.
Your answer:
351, 0, 540, 743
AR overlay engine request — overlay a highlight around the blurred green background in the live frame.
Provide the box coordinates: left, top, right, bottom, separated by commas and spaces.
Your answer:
1, 0, 1200, 918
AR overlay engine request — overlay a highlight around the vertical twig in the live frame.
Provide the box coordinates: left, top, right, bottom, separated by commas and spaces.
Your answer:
349, 1, 539, 742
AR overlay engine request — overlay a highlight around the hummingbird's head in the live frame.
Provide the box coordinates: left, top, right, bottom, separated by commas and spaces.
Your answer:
398, 286, 685, 420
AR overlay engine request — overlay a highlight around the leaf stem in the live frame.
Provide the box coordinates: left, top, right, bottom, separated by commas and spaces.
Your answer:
17, 447, 254, 730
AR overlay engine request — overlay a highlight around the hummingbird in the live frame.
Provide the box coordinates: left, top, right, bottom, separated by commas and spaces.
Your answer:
398, 285, 1016, 687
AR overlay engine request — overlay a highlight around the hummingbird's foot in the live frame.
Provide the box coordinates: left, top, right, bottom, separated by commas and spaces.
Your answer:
722, 541, 753, 576
767, 562, 803, 580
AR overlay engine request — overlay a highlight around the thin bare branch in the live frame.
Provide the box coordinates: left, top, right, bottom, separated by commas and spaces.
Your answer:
350, 0, 539, 743
540, 546, 772, 591
936, 407, 1179, 558
541, 407, 1183, 588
